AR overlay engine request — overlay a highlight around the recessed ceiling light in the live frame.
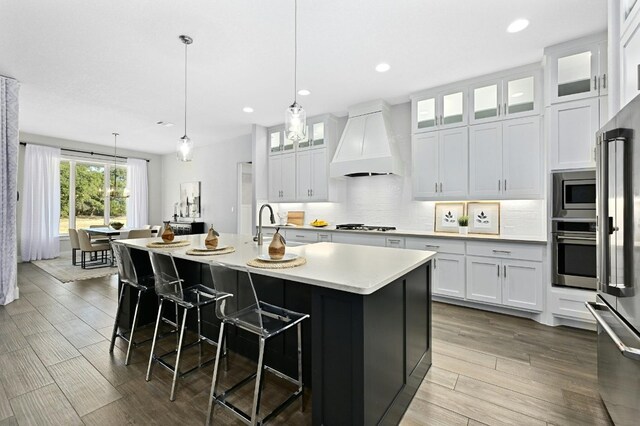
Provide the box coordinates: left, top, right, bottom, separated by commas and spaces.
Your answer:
298, 89, 311, 96
156, 121, 174, 127
375, 63, 391, 73
243, 107, 254, 113
507, 19, 529, 33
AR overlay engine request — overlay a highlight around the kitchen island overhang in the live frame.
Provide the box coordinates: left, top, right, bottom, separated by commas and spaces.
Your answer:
116, 234, 434, 425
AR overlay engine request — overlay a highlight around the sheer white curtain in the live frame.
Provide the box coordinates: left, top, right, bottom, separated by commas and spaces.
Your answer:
20, 144, 61, 261
126, 158, 148, 228
1, 76, 19, 305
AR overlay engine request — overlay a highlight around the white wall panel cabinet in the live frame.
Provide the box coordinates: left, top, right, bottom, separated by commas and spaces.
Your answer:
466, 256, 502, 304
433, 253, 466, 299
411, 88, 467, 133
268, 153, 296, 202
412, 127, 468, 200
469, 116, 541, 199
296, 148, 328, 201
549, 98, 601, 170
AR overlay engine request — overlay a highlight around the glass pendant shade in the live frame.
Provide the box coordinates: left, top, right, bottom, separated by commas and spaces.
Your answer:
176, 135, 193, 162
285, 102, 307, 143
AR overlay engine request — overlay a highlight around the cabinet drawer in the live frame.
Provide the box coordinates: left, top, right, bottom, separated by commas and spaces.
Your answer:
385, 237, 405, 249
286, 230, 317, 242
550, 288, 596, 322
317, 232, 332, 243
331, 233, 386, 247
466, 241, 543, 261
405, 237, 465, 255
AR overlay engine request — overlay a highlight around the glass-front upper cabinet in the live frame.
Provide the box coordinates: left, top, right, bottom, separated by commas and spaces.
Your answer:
412, 89, 466, 133
470, 69, 541, 124
546, 38, 607, 104
299, 122, 325, 149
269, 130, 282, 154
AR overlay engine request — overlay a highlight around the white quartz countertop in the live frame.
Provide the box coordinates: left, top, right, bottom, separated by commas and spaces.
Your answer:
264, 224, 547, 244
117, 233, 435, 295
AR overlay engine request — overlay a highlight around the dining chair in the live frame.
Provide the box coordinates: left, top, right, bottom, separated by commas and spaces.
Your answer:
77, 229, 111, 269
68, 229, 81, 266
206, 262, 309, 426
127, 229, 153, 239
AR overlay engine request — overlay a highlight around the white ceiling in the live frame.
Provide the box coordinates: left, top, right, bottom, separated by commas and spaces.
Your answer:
0, 0, 607, 154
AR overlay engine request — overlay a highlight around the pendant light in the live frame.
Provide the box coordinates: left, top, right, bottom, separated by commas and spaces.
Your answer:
177, 35, 194, 161
110, 132, 129, 199
285, 0, 307, 143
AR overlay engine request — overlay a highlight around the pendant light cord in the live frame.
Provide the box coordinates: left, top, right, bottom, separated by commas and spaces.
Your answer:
184, 41, 188, 137
294, 0, 297, 103
112, 132, 118, 194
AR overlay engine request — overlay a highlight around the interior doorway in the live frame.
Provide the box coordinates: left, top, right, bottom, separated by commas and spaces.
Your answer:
237, 162, 253, 235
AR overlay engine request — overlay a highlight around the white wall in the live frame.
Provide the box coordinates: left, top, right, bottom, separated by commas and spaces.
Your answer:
161, 134, 252, 233
262, 102, 547, 239
17, 132, 164, 256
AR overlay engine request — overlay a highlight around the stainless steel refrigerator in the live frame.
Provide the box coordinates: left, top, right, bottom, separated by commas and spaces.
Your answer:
588, 93, 640, 426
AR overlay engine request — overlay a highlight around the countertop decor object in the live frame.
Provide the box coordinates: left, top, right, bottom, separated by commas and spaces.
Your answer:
146, 239, 190, 248
468, 202, 500, 235
457, 215, 469, 235
434, 202, 465, 233
161, 221, 174, 242
185, 246, 235, 256
204, 224, 219, 249
287, 211, 305, 226
247, 256, 306, 269
310, 219, 328, 227
176, 35, 194, 161
269, 227, 286, 260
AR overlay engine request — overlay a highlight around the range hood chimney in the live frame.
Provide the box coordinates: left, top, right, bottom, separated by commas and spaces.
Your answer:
330, 100, 402, 177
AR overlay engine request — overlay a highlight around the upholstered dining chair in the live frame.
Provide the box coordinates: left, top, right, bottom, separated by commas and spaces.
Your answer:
127, 229, 153, 239
68, 229, 81, 266
77, 229, 111, 269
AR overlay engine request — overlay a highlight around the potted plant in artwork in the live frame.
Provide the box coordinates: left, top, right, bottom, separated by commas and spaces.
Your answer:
458, 215, 469, 235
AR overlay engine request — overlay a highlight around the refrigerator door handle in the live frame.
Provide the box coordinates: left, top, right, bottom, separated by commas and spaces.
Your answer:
586, 301, 640, 361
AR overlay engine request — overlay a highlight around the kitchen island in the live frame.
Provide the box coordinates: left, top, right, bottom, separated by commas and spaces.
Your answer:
116, 233, 434, 425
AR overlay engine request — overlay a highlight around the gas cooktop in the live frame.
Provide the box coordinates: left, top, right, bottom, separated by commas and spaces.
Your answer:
335, 224, 397, 232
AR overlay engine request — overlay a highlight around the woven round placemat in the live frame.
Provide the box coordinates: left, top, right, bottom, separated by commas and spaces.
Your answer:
146, 240, 191, 248
246, 256, 307, 269
185, 247, 236, 256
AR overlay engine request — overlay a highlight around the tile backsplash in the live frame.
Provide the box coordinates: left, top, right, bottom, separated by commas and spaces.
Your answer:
261, 176, 546, 238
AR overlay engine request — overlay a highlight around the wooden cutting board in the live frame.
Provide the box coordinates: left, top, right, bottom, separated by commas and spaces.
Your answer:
287, 211, 305, 226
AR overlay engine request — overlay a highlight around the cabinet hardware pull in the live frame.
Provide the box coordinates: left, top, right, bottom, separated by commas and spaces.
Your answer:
435, 182, 438, 193
497, 103, 501, 116
492, 249, 511, 254
593, 76, 597, 90
497, 264, 500, 276
498, 179, 501, 191
440, 182, 443, 192
602, 74, 607, 89
388, 239, 401, 243
296, 235, 305, 238
311, 189, 313, 196
424, 244, 440, 248
434, 259, 437, 269
504, 103, 507, 115
504, 179, 507, 191
504, 265, 507, 277
440, 115, 444, 125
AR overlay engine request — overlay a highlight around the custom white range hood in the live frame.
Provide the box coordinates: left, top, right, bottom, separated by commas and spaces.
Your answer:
330, 100, 403, 177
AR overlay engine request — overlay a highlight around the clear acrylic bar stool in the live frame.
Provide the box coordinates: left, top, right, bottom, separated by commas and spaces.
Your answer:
146, 251, 232, 401
206, 263, 309, 426
109, 243, 156, 365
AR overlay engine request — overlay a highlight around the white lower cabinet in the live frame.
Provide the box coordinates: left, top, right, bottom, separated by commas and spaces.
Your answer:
433, 253, 466, 299
466, 256, 502, 304
330, 232, 386, 247
466, 255, 543, 312
385, 237, 405, 248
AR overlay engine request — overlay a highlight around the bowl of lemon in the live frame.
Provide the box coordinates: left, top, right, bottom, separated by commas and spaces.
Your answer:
310, 219, 328, 228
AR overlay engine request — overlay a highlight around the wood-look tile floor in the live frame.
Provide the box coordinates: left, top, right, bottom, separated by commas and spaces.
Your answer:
0, 263, 610, 426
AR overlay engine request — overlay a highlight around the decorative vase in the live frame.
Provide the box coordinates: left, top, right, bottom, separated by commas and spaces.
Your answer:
268, 228, 286, 260
205, 225, 219, 249
459, 226, 469, 235
161, 221, 175, 242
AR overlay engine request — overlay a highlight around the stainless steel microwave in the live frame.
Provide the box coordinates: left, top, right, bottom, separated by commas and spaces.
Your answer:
552, 171, 596, 219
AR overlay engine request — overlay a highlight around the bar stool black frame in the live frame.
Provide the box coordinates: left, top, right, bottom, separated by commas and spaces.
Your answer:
206, 263, 310, 426
109, 243, 156, 365
146, 251, 232, 401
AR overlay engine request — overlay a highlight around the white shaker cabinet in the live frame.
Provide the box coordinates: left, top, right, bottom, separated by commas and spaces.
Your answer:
296, 148, 328, 201
412, 127, 468, 200
502, 260, 544, 311
469, 116, 541, 199
548, 97, 601, 170
433, 253, 466, 299
466, 256, 502, 304
412, 88, 467, 133
268, 153, 296, 202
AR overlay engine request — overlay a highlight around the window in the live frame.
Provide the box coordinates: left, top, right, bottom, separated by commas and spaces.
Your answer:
59, 159, 128, 235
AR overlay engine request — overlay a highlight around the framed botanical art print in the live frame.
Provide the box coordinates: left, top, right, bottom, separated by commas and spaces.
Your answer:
468, 202, 500, 234
434, 202, 465, 233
